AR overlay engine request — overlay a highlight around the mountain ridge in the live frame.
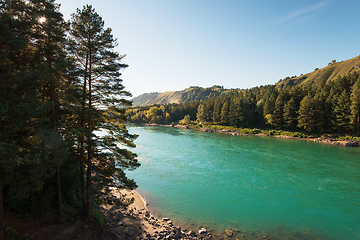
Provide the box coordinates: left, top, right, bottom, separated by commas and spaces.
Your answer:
131, 55, 360, 106
131, 85, 237, 106
276, 55, 360, 88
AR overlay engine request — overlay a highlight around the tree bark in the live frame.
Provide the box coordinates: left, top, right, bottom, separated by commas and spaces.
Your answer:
56, 164, 62, 216
86, 51, 92, 220
79, 52, 88, 218
51, 82, 62, 217
0, 184, 3, 240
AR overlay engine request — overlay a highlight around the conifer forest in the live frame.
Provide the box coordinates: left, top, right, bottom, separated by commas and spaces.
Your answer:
126, 72, 360, 137
0, 1, 140, 238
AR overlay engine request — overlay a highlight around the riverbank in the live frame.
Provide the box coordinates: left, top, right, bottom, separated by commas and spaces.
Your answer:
116, 124, 353, 239
140, 123, 360, 147
100, 188, 217, 239
5, 186, 327, 239
100, 188, 330, 240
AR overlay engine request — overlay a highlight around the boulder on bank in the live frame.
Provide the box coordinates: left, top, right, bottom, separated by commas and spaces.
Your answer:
225, 229, 233, 237
198, 228, 207, 234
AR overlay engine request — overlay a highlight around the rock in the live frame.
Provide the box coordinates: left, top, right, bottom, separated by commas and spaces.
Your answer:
187, 230, 196, 236
199, 228, 207, 234
175, 227, 182, 239
126, 230, 137, 236
225, 229, 233, 237
162, 217, 170, 221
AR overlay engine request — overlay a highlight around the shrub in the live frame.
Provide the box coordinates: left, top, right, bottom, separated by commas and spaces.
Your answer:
240, 128, 260, 134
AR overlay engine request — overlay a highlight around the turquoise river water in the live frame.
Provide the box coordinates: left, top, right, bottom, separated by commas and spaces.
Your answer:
124, 125, 360, 239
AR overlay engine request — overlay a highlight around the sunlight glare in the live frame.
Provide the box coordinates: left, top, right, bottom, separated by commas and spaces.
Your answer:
38, 17, 47, 24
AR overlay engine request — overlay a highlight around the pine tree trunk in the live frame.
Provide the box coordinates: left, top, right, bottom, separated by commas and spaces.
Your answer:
86, 121, 92, 220
56, 164, 62, 216
86, 53, 92, 220
0, 184, 3, 240
51, 83, 62, 217
79, 53, 89, 218
79, 137, 86, 217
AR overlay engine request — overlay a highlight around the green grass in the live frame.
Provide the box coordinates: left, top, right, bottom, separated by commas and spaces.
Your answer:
276, 55, 360, 88
132, 85, 234, 106
185, 123, 360, 143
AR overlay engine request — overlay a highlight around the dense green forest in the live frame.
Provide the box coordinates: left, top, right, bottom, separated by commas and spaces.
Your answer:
0, 0, 139, 238
126, 71, 360, 136
131, 56, 360, 107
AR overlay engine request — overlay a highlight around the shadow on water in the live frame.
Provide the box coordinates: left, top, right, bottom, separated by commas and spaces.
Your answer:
132, 124, 184, 136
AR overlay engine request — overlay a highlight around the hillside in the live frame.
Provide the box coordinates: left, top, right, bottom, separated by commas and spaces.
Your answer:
131, 85, 237, 106
131, 55, 360, 106
276, 55, 360, 88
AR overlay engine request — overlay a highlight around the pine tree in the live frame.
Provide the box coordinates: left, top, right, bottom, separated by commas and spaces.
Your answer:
220, 101, 229, 125
332, 90, 351, 133
229, 97, 241, 127
212, 100, 221, 123
0, 3, 26, 237
196, 104, 207, 124
297, 95, 316, 132
283, 97, 298, 131
350, 78, 360, 136
262, 87, 277, 118
0, 1, 49, 236
28, 0, 71, 217
69, 5, 139, 219
256, 99, 265, 127
272, 93, 285, 129
313, 91, 329, 133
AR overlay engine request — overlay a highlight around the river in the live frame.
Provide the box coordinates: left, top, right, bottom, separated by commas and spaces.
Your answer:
125, 125, 360, 239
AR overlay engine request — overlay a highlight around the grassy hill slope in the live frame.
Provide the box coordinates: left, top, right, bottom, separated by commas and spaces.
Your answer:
276, 55, 360, 88
131, 85, 237, 106
132, 55, 360, 106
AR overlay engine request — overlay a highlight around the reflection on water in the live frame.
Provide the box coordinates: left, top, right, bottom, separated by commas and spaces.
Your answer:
126, 125, 360, 240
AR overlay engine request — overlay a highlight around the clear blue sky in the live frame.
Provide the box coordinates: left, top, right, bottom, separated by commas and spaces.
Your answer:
58, 0, 360, 97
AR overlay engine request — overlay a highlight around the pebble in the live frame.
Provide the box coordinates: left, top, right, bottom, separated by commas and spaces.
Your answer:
199, 228, 207, 234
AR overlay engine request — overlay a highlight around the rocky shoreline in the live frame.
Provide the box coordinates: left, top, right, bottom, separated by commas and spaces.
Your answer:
153, 124, 359, 147
99, 188, 329, 240
201, 127, 359, 147
99, 188, 217, 239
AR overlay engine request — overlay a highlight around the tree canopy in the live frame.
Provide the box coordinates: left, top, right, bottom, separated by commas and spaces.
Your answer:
126, 72, 360, 137
0, 1, 139, 238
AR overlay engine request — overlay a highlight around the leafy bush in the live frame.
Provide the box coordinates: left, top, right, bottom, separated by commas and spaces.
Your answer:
179, 114, 192, 125
240, 128, 260, 134
339, 135, 360, 141
91, 206, 104, 224
291, 132, 308, 138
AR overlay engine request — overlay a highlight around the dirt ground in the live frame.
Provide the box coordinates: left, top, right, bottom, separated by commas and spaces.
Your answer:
4, 188, 183, 240
4, 210, 118, 240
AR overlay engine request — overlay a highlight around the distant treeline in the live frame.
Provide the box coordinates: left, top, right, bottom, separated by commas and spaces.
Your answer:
126, 72, 360, 135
